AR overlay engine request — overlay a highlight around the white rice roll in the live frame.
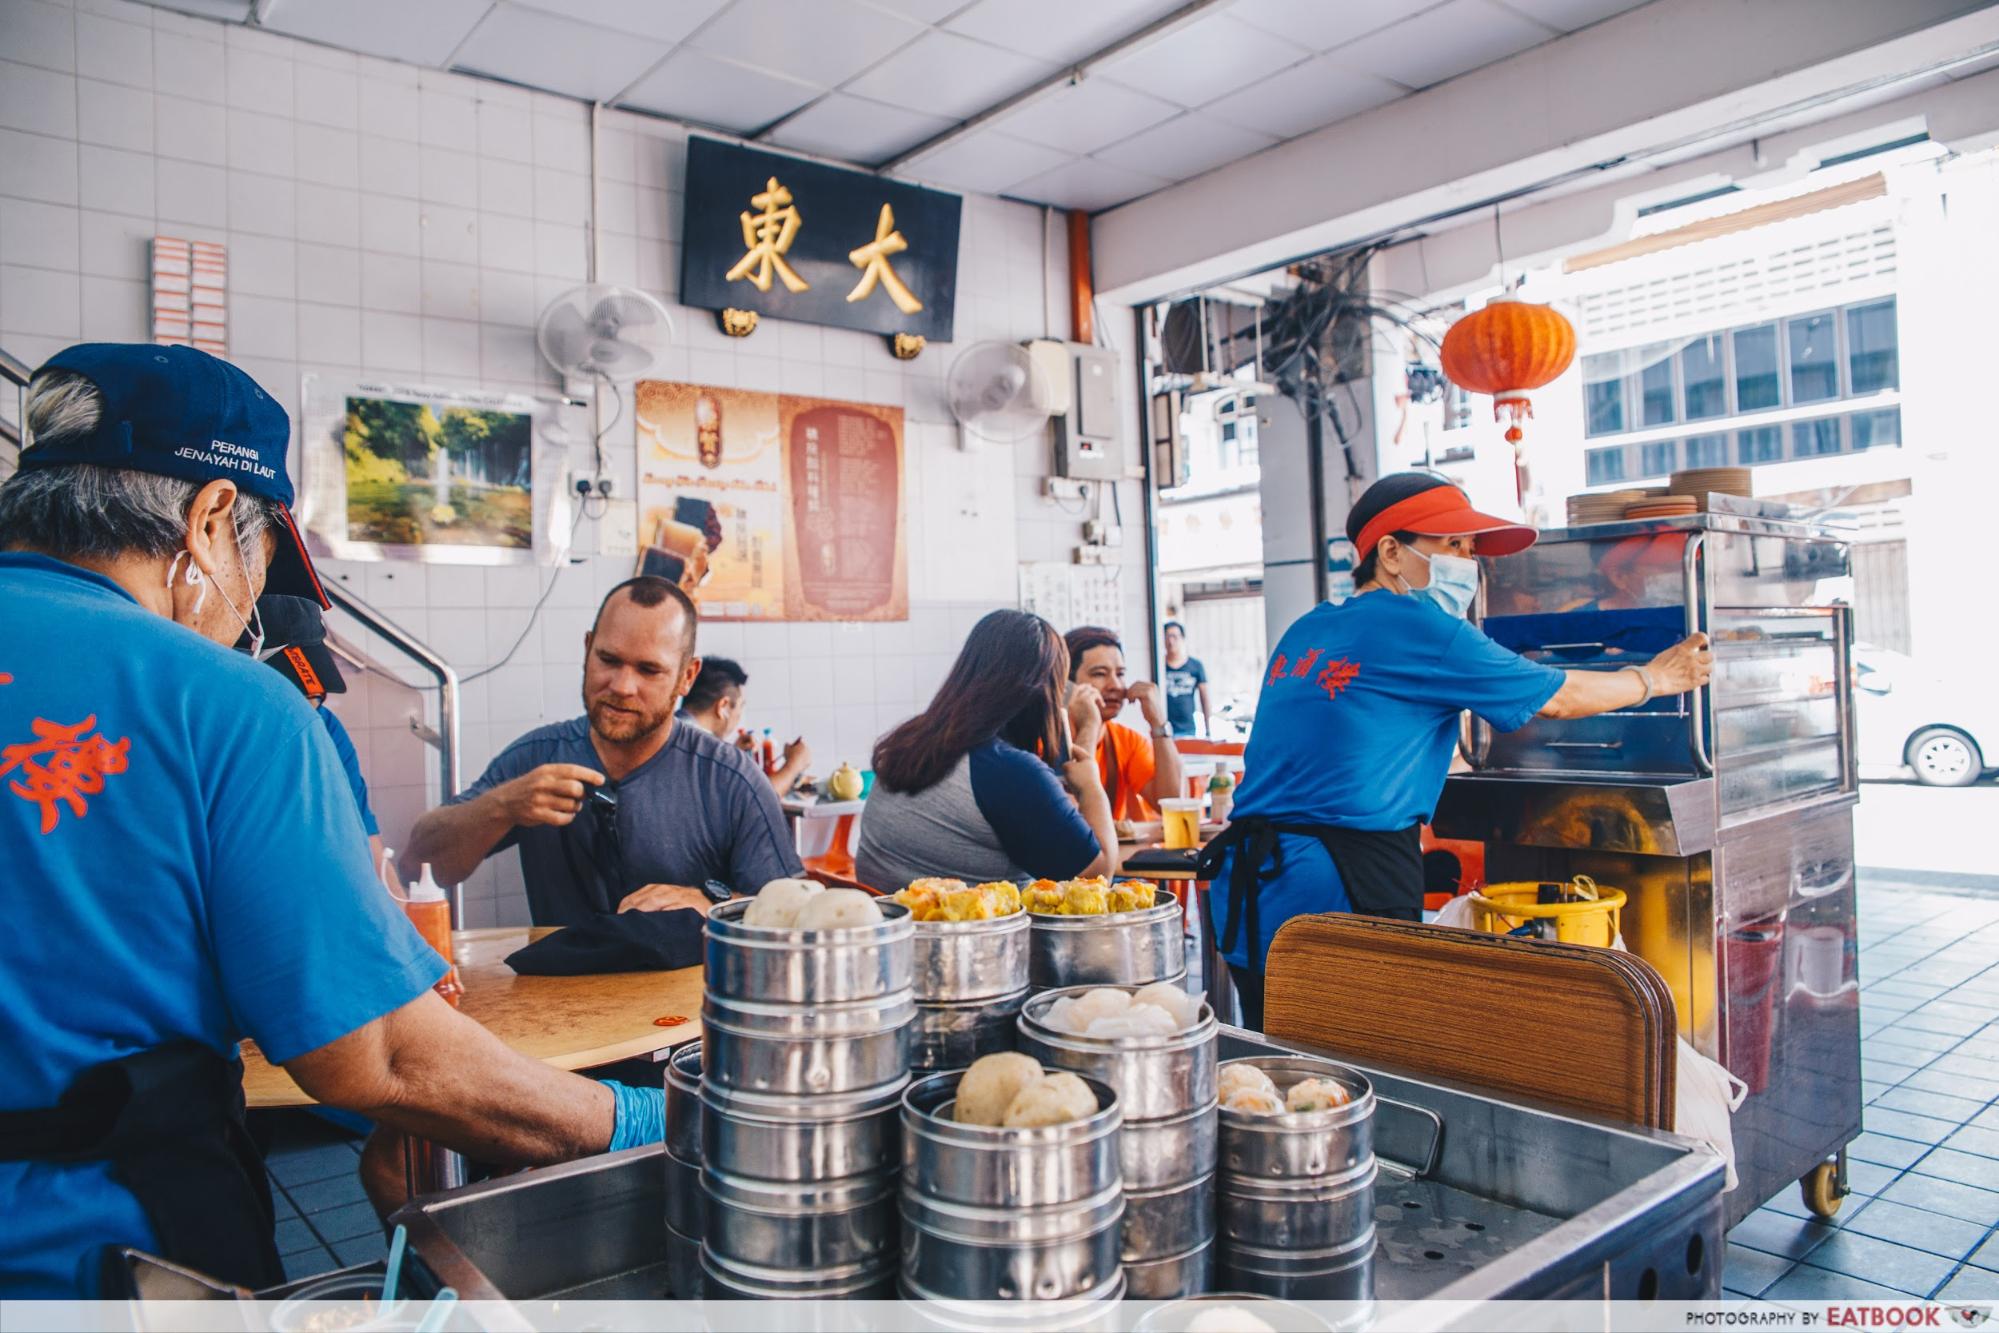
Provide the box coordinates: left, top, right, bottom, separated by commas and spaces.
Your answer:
1130, 981, 1204, 1030
1217, 1062, 1279, 1102
954, 1053, 1045, 1126
1082, 1006, 1179, 1039
742, 877, 823, 927
1285, 1076, 1350, 1113
1001, 1071, 1098, 1128
794, 887, 884, 930
1221, 1085, 1285, 1116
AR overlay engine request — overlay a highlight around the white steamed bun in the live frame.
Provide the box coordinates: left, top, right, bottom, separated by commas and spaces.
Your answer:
1130, 981, 1204, 1031
954, 1053, 1045, 1126
795, 888, 884, 930
1186, 1308, 1280, 1333
1082, 1006, 1180, 1039
742, 877, 823, 927
1285, 1076, 1350, 1113
1217, 1062, 1278, 1103
1001, 1071, 1098, 1128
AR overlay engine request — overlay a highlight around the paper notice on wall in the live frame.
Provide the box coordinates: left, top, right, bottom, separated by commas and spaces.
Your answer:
598, 500, 638, 559
1018, 561, 1123, 635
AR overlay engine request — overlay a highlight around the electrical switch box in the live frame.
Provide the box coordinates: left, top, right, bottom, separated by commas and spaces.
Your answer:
1053, 343, 1123, 480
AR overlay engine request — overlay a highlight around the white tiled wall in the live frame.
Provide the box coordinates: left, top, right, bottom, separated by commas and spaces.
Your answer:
0, 0, 1154, 926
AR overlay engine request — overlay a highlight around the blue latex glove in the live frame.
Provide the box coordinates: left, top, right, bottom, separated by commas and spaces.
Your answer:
601, 1080, 665, 1152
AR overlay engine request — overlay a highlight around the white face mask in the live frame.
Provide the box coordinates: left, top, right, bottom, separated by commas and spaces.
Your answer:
168, 521, 265, 653
1398, 544, 1481, 619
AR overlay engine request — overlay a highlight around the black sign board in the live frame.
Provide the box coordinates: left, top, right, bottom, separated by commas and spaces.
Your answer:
679, 137, 961, 343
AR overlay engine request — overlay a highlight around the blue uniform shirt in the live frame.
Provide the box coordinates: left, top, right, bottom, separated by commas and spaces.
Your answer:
319, 707, 379, 836
1213, 592, 1563, 968
0, 554, 444, 1296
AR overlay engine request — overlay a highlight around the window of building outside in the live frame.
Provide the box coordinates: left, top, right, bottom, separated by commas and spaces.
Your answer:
1576, 296, 1899, 482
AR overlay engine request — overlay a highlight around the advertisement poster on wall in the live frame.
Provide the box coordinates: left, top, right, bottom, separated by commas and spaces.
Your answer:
633, 380, 907, 622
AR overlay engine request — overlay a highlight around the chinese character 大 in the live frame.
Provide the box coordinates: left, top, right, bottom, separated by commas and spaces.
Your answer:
847, 203, 924, 315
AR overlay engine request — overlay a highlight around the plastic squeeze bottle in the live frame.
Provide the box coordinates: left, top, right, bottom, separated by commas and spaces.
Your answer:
405, 865, 465, 1007
761, 727, 778, 775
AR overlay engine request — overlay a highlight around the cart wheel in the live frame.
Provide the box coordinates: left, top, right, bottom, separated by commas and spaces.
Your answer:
1801, 1162, 1846, 1218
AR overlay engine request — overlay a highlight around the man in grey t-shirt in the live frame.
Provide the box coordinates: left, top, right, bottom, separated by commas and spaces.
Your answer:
406, 577, 802, 926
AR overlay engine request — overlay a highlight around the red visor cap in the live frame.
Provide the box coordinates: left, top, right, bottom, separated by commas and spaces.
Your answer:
1353, 485, 1538, 561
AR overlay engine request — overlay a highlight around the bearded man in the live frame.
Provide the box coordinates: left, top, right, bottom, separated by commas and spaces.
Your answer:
405, 576, 800, 924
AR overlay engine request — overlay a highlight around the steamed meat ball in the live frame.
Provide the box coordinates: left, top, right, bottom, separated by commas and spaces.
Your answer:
1130, 981, 1203, 1031
1217, 1062, 1279, 1103
1285, 1076, 1352, 1113
743, 877, 824, 927
1221, 1085, 1286, 1115
954, 1053, 1046, 1126
1001, 1070, 1098, 1128
794, 888, 885, 930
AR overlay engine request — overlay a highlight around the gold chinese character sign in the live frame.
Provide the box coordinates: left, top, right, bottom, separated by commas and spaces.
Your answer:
682, 137, 960, 342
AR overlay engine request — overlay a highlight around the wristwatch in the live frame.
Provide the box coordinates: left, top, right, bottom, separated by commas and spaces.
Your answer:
701, 879, 736, 903
1151, 723, 1172, 739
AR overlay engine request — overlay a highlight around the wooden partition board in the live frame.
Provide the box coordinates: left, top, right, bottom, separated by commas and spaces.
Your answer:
1265, 915, 1677, 1129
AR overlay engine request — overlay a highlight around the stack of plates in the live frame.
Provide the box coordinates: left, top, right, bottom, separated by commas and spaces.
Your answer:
1567, 490, 1648, 525
1669, 467, 1752, 509
1624, 494, 1697, 519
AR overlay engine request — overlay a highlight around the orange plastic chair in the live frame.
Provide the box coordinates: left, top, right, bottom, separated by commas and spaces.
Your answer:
1175, 739, 1246, 757
802, 813, 877, 893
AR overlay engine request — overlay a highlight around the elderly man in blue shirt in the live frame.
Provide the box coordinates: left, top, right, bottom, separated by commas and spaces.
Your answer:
0, 344, 662, 1297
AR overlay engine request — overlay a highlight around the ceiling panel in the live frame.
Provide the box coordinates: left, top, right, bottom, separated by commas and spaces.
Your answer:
1202, 54, 1406, 139
992, 77, 1181, 156
146, 0, 255, 20
454, 4, 672, 102
1324, 0, 1555, 90
764, 92, 955, 163
865, 0, 981, 22
1006, 156, 1170, 212
617, 48, 823, 134
1498, 0, 1652, 32
690, 0, 925, 87
1092, 111, 1277, 178
1094, 13, 1310, 109
906, 127, 1072, 194
944, 0, 1185, 66
1228, 0, 1435, 53
844, 30, 1052, 121
259, 0, 493, 66
508, 0, 732, 43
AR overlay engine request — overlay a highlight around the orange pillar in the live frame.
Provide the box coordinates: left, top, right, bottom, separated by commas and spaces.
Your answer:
1067, 210, 1093, 345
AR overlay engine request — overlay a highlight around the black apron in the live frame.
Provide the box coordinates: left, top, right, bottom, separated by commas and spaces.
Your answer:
0, 1041, 283, 1290
1196, 818, 1425, 970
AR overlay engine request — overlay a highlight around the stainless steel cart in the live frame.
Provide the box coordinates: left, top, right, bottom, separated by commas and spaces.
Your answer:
1432, 495, 1861, 1226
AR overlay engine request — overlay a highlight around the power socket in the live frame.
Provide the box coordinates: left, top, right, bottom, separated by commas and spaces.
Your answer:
1044, 477, 1087, 501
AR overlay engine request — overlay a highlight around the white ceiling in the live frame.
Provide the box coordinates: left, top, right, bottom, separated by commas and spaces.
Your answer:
139, 0, 1654, 212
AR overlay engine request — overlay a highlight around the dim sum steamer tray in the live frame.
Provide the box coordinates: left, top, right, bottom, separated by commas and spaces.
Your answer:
390, 1027, 1724, 1326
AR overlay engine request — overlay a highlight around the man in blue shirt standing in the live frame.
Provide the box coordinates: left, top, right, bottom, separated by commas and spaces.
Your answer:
0, 345, 662, 1296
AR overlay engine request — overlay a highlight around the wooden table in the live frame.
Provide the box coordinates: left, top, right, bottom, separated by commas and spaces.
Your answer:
242, 926, 705, 1109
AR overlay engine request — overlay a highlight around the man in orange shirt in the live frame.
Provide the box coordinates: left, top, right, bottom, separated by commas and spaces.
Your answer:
1065, 626, 1184, 823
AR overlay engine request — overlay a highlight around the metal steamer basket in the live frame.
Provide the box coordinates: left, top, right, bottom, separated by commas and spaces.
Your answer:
661, 1039, 703, 1295
1216, 1056, 1377, 1300
908, 908, 1033, 1073
697, 895, 915, 1299
910, 988, 1029, 1073
899, 1072, 1125, 1305
663, 1041, 703, 1163
1028, 902, 1185, 989
1017, 985, 1219, 1299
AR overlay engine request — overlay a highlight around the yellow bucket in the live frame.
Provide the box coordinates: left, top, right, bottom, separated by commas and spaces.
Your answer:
1468, 875, 1626, 947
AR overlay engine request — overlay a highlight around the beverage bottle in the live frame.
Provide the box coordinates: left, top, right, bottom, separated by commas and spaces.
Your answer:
761, 728, 777, 775
404, 864, 465, 1007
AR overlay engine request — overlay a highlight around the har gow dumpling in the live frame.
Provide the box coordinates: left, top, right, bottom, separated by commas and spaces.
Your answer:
794, 888, 884, 930
1217, 1062, 1279, 1103
743, 877, 824, 927
1056, 987, 1134, 1033
1130, 981, 1203, 1031
1001, 1070, 1098, 1128
954, 1053, 1045, 1126
1221, 1085, 1285, 1116
1285, 1077, 1351, 1113
1082, 1006, 1179, 1039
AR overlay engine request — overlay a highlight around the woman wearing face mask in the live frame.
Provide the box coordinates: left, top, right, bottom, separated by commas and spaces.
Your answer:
1200, 472, 1712, 1028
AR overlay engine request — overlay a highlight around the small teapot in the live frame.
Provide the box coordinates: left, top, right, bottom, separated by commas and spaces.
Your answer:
827, 762, 865, 801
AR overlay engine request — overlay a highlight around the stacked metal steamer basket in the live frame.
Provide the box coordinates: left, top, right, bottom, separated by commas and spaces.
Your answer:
1020, 906, 1219, 1299
908, 905, 1031, 1072
661, 1040, 705, 1297
694, 897, 915, 1298
1216, 1056, 1378, 1299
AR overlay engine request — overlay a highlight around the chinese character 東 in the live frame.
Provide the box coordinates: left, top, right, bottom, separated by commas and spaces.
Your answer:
726, 176, 809, 294
847, 203, 924, 315
2, 714, 132, 834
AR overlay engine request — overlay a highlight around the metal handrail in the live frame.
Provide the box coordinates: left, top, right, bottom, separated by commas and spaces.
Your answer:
1, 345, 30, 456
324, 581, 462, 800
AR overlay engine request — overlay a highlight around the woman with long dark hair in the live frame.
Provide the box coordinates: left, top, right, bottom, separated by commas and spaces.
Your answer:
856, 609, 1119, 890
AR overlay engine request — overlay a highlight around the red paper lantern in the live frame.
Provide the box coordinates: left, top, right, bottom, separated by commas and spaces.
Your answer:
1440, 297, 1576, 446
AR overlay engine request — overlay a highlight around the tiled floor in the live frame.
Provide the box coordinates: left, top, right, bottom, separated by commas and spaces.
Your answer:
1721, 874, 1999, 1304
255, 1114, 385, 1283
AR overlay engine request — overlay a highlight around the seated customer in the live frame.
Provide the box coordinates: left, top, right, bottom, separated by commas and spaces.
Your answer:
857, 609, 1118, 890
679, 656, 811, 797
404, 576, 802, 924
1065, 625, 1184, 823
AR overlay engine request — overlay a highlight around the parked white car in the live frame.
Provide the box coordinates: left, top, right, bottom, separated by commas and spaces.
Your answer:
1853, 645, 1998, 786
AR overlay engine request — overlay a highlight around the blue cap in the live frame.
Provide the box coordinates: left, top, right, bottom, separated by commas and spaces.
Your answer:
19, 343, 328, 607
